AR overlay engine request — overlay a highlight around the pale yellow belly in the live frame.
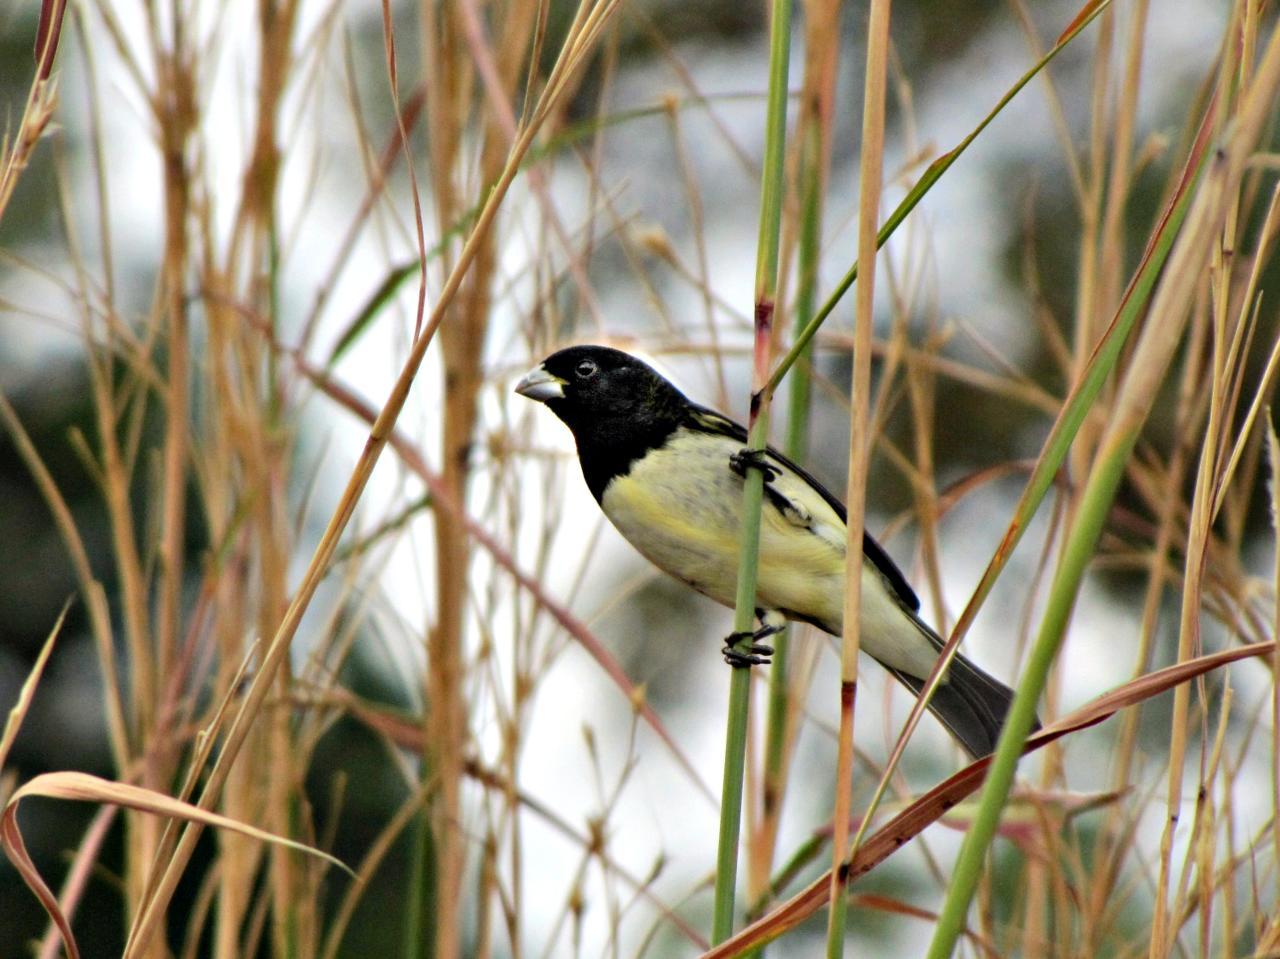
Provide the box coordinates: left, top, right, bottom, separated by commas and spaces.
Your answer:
598, 432, 944, 680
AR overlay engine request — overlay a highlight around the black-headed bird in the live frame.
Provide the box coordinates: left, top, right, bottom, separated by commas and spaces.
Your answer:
516, 344, 1031, 758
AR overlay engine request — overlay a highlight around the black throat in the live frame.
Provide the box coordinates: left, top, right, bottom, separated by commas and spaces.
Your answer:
550, 386, 685, 503
571, 415, 679, 502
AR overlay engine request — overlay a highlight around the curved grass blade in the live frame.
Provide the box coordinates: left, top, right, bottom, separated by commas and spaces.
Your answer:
925, 30, 1280, 952
843, 46, 1222, 869
3, 771, 355, 959
701, 640, 1275, 958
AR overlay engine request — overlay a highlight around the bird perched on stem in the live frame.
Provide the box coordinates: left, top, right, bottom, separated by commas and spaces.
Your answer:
516, 344, 1033, 759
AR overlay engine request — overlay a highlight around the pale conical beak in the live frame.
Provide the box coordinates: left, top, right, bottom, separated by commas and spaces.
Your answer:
514, 365, 566, 403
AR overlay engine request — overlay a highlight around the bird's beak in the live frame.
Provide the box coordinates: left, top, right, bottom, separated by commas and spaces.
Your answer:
514, 365, 565, 403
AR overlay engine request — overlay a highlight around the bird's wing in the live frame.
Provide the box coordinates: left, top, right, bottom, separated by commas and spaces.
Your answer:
684, 404, 921, 612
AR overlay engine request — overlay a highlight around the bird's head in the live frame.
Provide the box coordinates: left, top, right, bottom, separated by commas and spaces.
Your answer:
514, 345, 685, 438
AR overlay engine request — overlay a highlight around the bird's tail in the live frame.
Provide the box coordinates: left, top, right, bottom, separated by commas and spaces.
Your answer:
888, 619, 1038, 760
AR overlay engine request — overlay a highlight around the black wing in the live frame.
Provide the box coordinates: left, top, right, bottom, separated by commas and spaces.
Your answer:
683, 404, 921, 612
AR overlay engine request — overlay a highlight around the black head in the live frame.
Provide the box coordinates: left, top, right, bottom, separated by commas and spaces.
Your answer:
515, 345, 686, 436
515, 345, 689, 498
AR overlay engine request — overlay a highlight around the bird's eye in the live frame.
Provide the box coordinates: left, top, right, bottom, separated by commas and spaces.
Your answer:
575, 359, 597, 379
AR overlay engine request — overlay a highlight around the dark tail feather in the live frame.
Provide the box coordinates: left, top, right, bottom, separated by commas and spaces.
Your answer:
889, 650, 1038, 760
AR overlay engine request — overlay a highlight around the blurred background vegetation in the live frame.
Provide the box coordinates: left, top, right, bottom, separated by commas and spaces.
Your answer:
1, 0, 1277, 957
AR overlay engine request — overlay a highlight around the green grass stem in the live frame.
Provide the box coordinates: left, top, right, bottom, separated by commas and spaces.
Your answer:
921, 77, 1237, 959
712, 0, 793, 943
838, 60, 1217, 895
757, 49, 829, 927
725, 4, 1111, 949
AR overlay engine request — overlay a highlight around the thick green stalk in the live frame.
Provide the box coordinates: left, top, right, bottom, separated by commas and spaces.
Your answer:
758, 133, 820, 848
711, 0, 793, 943
758, 25, 835, 919
722, 0, 1111, 949
922, 426, 1142, 959
922, 38, 1278, 949
762, 16, 1118, 881
841, 47, 1215, 888
712, 420, 768, 946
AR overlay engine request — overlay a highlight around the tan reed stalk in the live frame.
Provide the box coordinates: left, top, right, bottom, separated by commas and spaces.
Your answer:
825, 0, 890, 952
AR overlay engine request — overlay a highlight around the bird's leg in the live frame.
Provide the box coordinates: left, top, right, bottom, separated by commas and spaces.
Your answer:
722, 610, 786, 668
729, 447, 780, 481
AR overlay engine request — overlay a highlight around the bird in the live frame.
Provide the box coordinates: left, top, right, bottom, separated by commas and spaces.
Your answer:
515, 343, 1032, 759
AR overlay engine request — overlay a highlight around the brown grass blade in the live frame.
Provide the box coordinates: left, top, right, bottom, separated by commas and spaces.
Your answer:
35, 0, 68, 79
0, 602, 69, 775
701, 640, 1275, 958
1054, 0, 1109, 44
2, 772, 356, 959
36, 805, 116, 959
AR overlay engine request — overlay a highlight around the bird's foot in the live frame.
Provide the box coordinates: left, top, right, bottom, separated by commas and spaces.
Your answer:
722, 615, 784, 667
722, 636, 774, 668
729, 447, 780, 481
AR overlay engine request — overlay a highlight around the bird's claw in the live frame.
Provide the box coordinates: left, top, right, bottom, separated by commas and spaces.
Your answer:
722, 636, 774, 668
729, 447, 780, 481
723, 614, 784, 667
